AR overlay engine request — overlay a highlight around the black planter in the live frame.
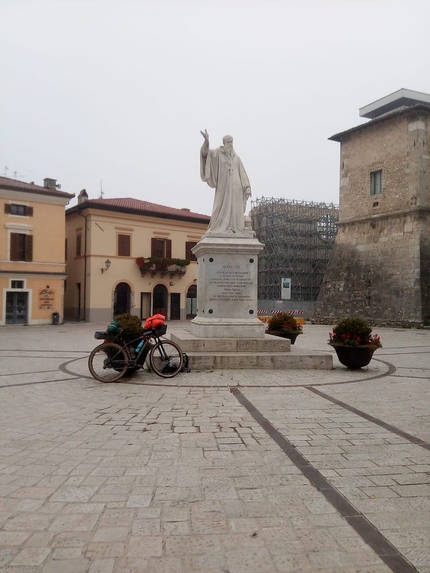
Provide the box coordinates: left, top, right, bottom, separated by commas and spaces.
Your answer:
329, 343, 378, 370
268, 331, 301, 345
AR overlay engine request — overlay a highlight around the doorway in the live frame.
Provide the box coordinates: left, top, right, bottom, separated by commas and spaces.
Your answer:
186, 284, 197, 319
153, 284, 168, 317
6, 291, 28, 324
170, 293, 180, 320
140, 292, 151, 320
114, 282, 131, 316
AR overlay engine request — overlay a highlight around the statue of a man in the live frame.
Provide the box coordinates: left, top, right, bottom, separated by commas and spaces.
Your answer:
200, 130, 252, 235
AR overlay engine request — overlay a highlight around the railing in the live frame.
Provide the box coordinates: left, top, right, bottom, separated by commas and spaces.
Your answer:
139, 264, 187, 279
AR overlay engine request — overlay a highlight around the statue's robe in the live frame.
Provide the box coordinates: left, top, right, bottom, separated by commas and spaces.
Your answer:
200, 145, 251, 235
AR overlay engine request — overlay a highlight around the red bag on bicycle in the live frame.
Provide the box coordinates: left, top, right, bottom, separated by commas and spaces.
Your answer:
144, 314, 166, 330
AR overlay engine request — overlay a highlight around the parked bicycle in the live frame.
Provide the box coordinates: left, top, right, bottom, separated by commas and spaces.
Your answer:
88, 314, 184, 382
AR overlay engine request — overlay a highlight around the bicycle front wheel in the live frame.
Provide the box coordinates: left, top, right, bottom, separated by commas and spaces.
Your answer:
88, 343, 129, 382
149, 340, 184, 378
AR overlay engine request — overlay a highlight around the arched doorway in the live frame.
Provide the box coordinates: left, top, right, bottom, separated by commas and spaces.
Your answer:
114, 282, 131, 316
186, 284, 197, 319
153, 284, 168, 317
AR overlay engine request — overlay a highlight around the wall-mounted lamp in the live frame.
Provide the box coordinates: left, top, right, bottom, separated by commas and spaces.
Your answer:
169, 281, 174, 286
101, 259, 111, 274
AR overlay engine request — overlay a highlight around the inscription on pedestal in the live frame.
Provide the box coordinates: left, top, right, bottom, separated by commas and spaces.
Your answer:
209, 265, 253, 302
190, 236, 265, 337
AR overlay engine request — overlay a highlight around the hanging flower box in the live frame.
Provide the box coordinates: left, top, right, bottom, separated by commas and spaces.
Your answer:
136, 257, 190, 278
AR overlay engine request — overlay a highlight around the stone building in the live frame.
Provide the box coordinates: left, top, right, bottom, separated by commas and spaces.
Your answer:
314, 89, 430, 326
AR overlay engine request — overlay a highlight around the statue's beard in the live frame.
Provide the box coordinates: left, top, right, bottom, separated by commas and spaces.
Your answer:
225, 146, 235, 157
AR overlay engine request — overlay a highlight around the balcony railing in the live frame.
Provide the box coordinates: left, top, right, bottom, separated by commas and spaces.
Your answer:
135, 257, 190, 278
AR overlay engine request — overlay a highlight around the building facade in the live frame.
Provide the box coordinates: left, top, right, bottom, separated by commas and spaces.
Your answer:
0, 177, 74, 325
315, 89, 430, 326
65, 193, 210, 323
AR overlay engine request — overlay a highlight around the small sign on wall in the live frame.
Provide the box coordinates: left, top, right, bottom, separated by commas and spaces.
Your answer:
39, 288, 55, 310
281, 278, 291, 300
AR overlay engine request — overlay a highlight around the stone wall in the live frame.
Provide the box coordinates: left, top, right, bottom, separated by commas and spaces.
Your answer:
419, 212, 430, 320
314, 106, 430, 326
315, 212, 426, 326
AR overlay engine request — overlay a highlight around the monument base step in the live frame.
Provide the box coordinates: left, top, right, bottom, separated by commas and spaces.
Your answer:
170, 330, 333, 370
171, 331, 291, 353
179, 351, 332, 370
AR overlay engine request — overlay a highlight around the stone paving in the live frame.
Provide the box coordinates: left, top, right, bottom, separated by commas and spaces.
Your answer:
0, 321, 429, 572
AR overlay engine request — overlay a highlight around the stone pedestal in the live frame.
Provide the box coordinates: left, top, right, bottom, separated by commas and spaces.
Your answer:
190, 235, 266, 339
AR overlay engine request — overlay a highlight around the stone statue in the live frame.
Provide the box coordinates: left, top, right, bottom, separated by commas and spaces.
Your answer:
200, 130, 252, 235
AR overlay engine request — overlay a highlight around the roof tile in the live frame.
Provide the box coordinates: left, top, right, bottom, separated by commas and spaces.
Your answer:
0, 176, 74, 199
81, 197, 210, 222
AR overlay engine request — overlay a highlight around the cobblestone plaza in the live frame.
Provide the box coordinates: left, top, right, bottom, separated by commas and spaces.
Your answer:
0, 322, 429, 572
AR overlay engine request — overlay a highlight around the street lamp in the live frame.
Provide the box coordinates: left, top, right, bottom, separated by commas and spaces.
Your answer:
101, 259, 111, 274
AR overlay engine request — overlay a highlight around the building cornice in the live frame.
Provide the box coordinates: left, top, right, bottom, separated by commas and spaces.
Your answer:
67, 201, 210, 226
337, 206, 430, 227
329, 104, 430, 143
0, 270, 68, 277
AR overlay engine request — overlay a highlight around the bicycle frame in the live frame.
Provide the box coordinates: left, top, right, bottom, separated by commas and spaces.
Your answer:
105, 327, 170, 368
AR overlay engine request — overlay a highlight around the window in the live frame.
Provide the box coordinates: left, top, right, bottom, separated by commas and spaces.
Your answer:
370, 170, 383, 196
11, 280, 24, 289
4, 204, 33, 216
185, 241, 197, 261
76, 233, 82, 257
151, 238, 171, 259
118, 234, 131, 257
10, 233, 33, 261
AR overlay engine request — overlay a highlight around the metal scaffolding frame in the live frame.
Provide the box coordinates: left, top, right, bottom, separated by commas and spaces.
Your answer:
251, 197, 339, 302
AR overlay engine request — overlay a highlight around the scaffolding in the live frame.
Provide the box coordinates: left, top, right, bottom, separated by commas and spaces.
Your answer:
251, 197, 339, 302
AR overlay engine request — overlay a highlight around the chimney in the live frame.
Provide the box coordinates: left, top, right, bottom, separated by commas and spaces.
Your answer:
78, 189, 89, 204
44, 178, 57, 189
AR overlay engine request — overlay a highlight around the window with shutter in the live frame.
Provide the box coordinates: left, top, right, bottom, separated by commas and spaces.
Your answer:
118, 234, 131, 256
150, 238, 172, 258
5, 204, 33, 216
185, 241, 197, 261
10, 233, 33, 261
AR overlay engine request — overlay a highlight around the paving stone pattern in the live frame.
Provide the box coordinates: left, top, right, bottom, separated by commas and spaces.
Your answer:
0, 322, 429, 572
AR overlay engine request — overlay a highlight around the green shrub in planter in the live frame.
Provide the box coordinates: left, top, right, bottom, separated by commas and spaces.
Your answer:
329, 317, 382, 347
114, 313, 144, 343
266, 312, 302, 335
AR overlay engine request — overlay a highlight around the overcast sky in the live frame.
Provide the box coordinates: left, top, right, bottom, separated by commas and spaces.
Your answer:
2, 0, 429, 216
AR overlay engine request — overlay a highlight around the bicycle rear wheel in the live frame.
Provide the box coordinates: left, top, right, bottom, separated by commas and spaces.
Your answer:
149, 340, 184, 378
88, 343, 129, 382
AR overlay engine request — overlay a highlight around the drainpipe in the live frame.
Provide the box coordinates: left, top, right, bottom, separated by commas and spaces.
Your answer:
78, 211, 88, 321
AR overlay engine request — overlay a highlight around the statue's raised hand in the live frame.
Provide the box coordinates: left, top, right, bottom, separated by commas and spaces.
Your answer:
200, 129, 209, 142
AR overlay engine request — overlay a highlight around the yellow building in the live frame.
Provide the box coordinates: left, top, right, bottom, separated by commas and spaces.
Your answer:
65, 192, 210, 323
0, 176, 75, 325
